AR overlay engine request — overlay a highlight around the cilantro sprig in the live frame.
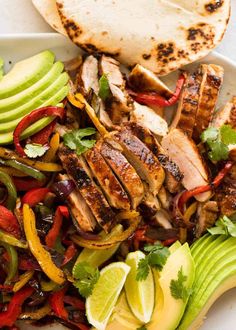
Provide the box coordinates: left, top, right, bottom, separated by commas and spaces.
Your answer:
201, 125, 236, 162
63, 127, 96, 156
136, 243, 170, 281
72, 261, 100, 298
24, 143, 48, 158
208, 215, 236, 237
98, 74, 111, 101
170, 266, 191, 302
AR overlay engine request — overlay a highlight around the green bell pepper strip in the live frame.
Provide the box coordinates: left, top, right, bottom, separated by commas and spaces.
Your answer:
0, 230, 28, 249
0, 170, 17, 211
0, 158, 45, 181
0, 242, 18, 285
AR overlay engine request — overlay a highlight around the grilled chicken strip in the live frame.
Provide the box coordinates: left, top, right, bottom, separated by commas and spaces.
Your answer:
99, 55, 133, 123
129, 64, 173, 98
162, 129, 211, 202
58, 174, 96, 232
85, 144, 130, 210
192, 64, 224, 140
171, 71, 202, 137
79, 55, 100, 95
124, 122, 182, 193
58, 146, 115, 231
211, 97, 236, 129
100, 141, 144, 209
131, 102, 168, 137
140, 182, 161, 217
113, 129, 165, 196
195, 201, 218, 238
215, 164, 236, 217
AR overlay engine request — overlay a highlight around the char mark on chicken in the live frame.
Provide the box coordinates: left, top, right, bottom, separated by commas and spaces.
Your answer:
58, 146, 115, 232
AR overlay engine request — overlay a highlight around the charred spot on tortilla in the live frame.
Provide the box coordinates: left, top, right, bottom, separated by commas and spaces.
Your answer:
205, 0, 224, 13
142, 54, 151, 60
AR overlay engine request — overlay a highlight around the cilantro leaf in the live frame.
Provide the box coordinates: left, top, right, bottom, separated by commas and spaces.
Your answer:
220, 125, 236, 145
0, 58, 3, 80
98, 74, 111, 101
170, 266, 191, 302
136, 243, 170, 281
24, 143, 48, 158
201, 125, 236, 162
72, 261, 100, 298
63, 128, 96, 156
208, 216, 236, 237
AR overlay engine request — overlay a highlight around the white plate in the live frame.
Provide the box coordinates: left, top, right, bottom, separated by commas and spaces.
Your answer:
1, 33, 236, 330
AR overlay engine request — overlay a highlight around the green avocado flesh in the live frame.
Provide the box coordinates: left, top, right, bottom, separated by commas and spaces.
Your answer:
0, 50, 69, 144
178, 235, 236, 330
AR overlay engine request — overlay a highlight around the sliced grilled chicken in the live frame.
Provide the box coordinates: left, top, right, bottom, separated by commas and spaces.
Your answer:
124, 122, 182, 193
85, 144, 130, 210
158, 186, 171, 210
140, 182, 161, 217
211, 97, 236, 129
58, 174, 96, 232
129, 64, 173, 98
113, 129, 165, 195
195, 201, 218, 238
192, 64, 224, 140
100, 141, 144, 209
58, 146, 115, 232
152, 210, 173, 229
171, 71, 202, 137
99, 55, 133, 123
216, 164, 236, 217
131, 102, 168, 137
162, 129, 211, 202
79, 55, 100, 95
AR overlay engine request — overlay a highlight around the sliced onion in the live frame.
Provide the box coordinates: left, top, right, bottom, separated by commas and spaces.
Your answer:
51, 180, 76, 199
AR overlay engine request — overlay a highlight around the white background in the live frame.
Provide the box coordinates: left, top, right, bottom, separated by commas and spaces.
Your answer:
0, 1, 236, 330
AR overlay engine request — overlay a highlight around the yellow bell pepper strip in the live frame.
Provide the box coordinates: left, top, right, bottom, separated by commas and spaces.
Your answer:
184, 202, 198, 224
116, 210, 140, 220
19, 303, 51, 320
68, 93, 108, 136
0, 242, 18, 285
13, 270, 34, 292
71, 217, 141, 250
0, 146, 62, 172
0, 230, 27, 249
0, 158, 45, 181
0, 166, 27, 177
40, 279, 59, 292
0, 170, 17, 211
23, 204, 65, 285
42, 132, 60, 162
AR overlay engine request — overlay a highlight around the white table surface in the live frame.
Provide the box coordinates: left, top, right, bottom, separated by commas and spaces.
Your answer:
0, 0, 236, 61
1, 1, 236, 330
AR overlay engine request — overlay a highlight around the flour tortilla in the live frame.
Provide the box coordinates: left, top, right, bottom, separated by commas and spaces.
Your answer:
32, 0, 67, 36
56, 0, 230, 76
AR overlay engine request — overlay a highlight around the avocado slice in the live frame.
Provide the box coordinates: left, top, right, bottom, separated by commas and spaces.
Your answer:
0, 61, 64, 112
0, 51, 55, 99
147, 242, 195, 330
0, 86, 68, 145
178, 235, 236, 330
0, 72, 69, 127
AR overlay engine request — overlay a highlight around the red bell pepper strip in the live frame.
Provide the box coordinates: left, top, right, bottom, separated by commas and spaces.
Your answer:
13, 177, 45, 191
0, 205, 21, 239
21, 187, 51, 207
133, 226, 155, 250
49, 286, 68, 319
63, 295, 85, 310
128, 73, 185, 107
178, 161, 233, 212
45, 206, 69, 249
163, 238, 178, 246
31, 119, 56, 145
62, 243, 77, 266
0, 286, 34, 327
0, 284, 13, 292
13, 106, 65, 157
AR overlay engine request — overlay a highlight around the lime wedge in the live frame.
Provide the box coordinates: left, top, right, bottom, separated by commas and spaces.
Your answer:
75, 224, 123, 268
86, 262, 130, 330
125, 251, 155, 323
